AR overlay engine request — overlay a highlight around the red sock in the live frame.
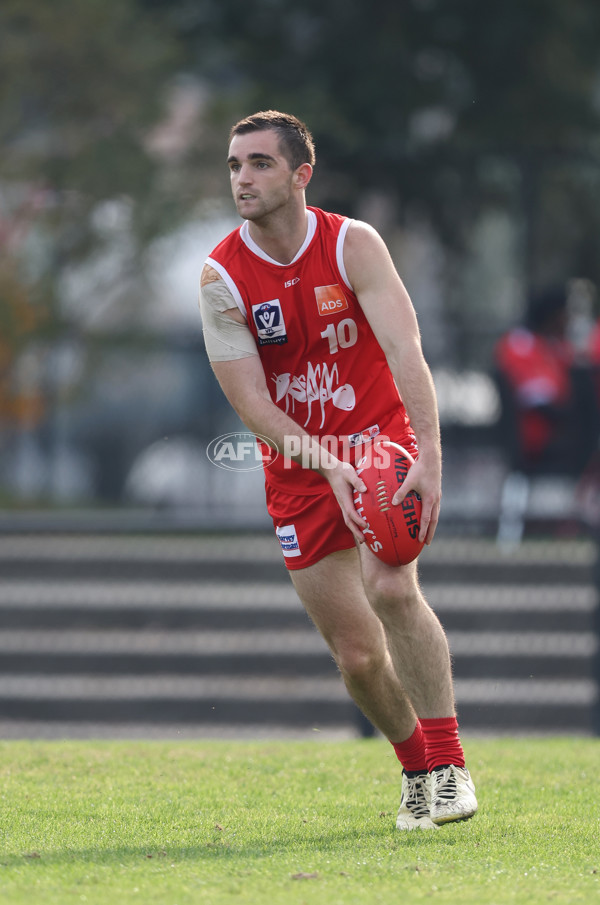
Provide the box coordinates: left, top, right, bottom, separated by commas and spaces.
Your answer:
420, 716, 465, 771
390, 722, 427, 773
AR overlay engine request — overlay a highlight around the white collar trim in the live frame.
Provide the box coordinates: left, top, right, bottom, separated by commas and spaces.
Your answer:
240, 210, 317, 266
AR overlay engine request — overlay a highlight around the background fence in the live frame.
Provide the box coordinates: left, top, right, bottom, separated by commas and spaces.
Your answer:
0, 530, 596, 739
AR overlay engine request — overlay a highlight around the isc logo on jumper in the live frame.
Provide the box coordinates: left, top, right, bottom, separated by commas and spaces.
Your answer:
315, 284, 349, 316
252, 299, 288, 345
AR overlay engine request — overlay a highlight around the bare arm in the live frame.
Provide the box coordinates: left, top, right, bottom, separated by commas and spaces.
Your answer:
344, 220, 442, 544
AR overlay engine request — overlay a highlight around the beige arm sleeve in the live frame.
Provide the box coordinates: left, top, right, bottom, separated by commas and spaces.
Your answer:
198, 277, 258, 362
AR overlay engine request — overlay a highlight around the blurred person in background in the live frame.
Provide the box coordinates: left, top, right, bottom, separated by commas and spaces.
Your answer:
494, 284, 597, 480
573, 287, 600, 531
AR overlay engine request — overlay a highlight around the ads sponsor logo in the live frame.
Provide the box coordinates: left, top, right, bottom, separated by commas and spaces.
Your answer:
206, 432, 279, 471
315, 284, 349, 316
252, 299, 288, 345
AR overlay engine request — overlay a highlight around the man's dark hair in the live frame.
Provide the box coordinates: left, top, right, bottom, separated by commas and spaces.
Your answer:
229, 110, 316, 170
526, 284, 568, 333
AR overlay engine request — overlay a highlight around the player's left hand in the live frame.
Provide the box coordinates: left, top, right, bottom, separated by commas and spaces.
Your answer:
391, 455, 441, 545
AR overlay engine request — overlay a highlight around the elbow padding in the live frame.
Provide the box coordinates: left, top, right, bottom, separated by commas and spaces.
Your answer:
199, 281, 258, 362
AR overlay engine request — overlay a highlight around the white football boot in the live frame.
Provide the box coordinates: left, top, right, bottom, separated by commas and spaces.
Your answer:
430, 764, 478, 825
396, 770, 438, 830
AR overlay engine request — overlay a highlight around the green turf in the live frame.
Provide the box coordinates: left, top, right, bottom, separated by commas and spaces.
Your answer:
0, 737, 598, 904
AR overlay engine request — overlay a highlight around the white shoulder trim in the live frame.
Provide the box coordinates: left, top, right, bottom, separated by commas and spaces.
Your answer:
336, 218, 353, 292
205, 257, 247, 317
239, 210, 317, 266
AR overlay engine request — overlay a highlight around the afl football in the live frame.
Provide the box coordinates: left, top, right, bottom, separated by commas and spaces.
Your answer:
353, 440, 425, 566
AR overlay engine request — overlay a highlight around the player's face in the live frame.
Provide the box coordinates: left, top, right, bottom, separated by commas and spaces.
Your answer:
227, 129, 296, 221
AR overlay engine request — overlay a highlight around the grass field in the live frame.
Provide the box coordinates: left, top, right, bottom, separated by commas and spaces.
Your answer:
0, 736, 598, 904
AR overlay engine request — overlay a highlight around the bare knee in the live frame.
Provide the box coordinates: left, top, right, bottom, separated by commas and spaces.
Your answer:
335, 642, 389, 687
364, 567, 422, 625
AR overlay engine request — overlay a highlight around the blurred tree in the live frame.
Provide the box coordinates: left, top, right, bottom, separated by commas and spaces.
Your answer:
0, 258, 44, 426
0, 0, 184, 334
0, 0, 203, 506
0, 0, 190, 439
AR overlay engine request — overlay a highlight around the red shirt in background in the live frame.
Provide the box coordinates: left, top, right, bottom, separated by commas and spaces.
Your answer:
495, 326, 574, 465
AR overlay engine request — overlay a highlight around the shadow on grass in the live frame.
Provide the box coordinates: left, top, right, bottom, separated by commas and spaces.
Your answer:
2, 819, 475, 870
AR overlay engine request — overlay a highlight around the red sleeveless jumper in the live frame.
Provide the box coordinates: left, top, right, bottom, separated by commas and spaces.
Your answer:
206, 206, 416, 497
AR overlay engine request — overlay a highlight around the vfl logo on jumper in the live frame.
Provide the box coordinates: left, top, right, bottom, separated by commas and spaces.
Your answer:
276, 524, 301, 558
272, 362, 356, 429
315, 284, 349, 316
252, 299, 287, 345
